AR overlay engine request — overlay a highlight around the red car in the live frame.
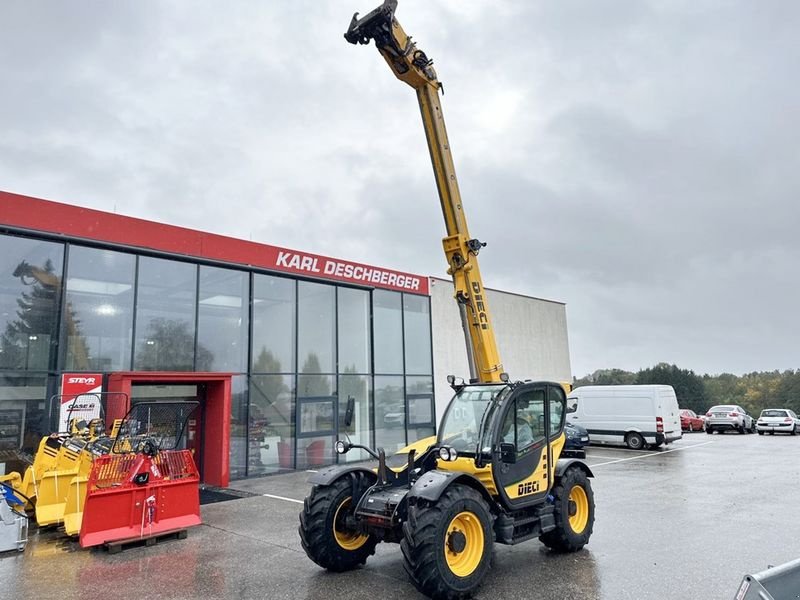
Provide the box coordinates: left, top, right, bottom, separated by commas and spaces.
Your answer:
680, 409, 705, 432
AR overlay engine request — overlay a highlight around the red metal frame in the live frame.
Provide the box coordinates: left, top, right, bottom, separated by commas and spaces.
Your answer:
0, 190, 430, 295
106, 372, 232, 488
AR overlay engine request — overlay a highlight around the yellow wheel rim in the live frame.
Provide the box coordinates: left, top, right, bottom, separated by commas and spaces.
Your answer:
444, 511, 484, 578
568, 485, 589, 533
333, 497, 369, 551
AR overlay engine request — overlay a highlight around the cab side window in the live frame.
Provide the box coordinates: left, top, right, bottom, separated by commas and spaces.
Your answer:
502, 390, 546, 453
549, 385, 566, 436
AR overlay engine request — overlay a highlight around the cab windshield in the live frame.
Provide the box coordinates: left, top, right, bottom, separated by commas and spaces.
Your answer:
438, 385, 508, 454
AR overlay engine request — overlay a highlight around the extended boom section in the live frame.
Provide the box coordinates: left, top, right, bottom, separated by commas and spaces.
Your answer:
346, 0, 503, 382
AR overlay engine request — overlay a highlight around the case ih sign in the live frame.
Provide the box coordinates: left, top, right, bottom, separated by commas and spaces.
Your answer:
59, 374, 103, 432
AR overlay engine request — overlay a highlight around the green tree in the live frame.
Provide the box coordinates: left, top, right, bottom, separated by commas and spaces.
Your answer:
635, 363, 707, 413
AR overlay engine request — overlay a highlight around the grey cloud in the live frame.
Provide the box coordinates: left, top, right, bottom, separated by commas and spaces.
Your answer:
1, 1, 798, 377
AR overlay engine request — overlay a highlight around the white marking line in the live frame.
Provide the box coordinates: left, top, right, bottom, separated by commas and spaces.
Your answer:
584, 453, 642, 460
263, 492, 304, 504
305, 469, 318, 473
589, 441, 714, 467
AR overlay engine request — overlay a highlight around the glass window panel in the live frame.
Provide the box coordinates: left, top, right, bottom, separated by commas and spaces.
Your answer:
296, 374, 335, 469
133, 257, 197, 371
337, 287, 370, 374
373, 290, 403, 374
338, 374, 371, 462
250, 374, 295, 475
298, 282, 334, 374
197, 266, 249, 372
0, 373, 50, 469
374, 375, 405, 453
406, 376, 435, 443
403, 294, 432, 375
298, 435, 334, 469
0, 235, 63, 371
64, 245, 135, 371
229, 375, 248, 480
252, 275, 295, 373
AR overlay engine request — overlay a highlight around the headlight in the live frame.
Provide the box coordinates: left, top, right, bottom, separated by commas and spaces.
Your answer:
335, 440, 349, 454
438, 446, 458, 461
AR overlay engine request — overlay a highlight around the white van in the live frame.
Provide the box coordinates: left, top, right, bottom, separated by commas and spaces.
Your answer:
566, 385, 683, 450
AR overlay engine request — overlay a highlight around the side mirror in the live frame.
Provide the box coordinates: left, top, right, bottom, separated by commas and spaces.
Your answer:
500, 443, 516, 464
344, 395, 356, 429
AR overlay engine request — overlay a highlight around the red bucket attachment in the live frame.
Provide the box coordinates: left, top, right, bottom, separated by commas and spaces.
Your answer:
79, 449, 201, 548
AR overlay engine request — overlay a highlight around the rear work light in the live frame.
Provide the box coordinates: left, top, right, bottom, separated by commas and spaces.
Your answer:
656, 416, 664, 433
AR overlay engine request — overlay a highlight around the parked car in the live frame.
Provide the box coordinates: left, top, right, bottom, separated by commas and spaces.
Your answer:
564, 421, 590, 449
680, 409, 705, 432
705, 405, 755, 434
756, 408, 800, 435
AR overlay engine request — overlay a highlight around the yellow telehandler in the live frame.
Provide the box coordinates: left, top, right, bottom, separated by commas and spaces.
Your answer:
299, 3, 596, 599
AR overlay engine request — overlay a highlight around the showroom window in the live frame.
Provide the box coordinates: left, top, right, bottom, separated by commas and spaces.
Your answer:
64, 245, 135, 371
252, 274, 295, 374
403, 293, 432, 375
297, 281, 335, 374
373, 289, 403, 374
249, 373, 295, 475
0, 234, 64, 371
197, 266, 249, 372
133, 257, 197, 371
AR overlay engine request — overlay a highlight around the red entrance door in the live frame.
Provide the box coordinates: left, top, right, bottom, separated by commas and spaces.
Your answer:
106, 372, 232, 488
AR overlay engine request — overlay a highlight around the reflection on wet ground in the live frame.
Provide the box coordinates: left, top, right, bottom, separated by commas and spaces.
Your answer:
2, 433, 799, 599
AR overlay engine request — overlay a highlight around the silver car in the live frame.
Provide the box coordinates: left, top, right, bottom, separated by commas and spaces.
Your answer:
756, 408, 800, 436
705, 405, 755, 434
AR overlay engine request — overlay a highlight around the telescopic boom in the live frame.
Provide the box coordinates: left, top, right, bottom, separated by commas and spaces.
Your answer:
346, 0, 505, 383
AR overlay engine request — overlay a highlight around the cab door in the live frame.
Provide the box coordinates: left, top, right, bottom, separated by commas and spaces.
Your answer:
492, 383, 551, 509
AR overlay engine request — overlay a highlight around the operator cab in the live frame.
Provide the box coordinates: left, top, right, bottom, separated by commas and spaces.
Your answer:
437, 380, 569, 509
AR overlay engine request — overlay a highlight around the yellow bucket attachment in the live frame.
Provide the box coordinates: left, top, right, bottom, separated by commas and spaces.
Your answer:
63, 474, 88, 536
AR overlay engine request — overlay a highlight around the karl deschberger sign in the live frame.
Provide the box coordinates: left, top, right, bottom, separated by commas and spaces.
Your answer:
270, 249, 429, 295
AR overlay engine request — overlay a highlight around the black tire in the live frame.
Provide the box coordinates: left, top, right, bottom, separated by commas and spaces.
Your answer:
625, 432, 645, 450
758, 430, 764, 435
401, 484, 493, 600
706, 427, 713, 435
540, 466, 595, 552
738, 423, 746, 434
792, 426, 797, 436
299, 474, 377, 572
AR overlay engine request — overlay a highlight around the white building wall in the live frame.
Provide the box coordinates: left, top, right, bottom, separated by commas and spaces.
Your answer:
429, 277, 572, 427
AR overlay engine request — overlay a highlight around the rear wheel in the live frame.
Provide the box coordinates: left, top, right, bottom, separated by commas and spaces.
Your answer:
706, 427, 713, 435
758, 430, 764, 435
738, 424, 746, 434
625, 432, 645, 450
540, 466, 595, 552
792, 426, 797, 436
401, 484, 493, 600
299, 474, 377, 572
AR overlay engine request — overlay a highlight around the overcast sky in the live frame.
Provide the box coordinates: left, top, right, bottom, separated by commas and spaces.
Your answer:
2, 1, 798, 377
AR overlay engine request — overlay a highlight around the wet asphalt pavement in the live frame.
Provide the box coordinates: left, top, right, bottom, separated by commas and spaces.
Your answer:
2, 431, 799, 599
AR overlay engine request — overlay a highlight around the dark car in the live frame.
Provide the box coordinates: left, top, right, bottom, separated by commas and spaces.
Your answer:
565, 421, 590, 449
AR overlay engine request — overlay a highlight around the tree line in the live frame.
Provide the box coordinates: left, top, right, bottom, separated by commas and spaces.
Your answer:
573, 363, 800, 417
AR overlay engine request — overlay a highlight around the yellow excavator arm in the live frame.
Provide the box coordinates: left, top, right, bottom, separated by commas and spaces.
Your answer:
346, 0, 505, 383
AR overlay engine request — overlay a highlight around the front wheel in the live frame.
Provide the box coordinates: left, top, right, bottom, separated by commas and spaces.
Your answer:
540, 466, 595, 552
299, 473, 378, 572
401, 484, 493, 600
